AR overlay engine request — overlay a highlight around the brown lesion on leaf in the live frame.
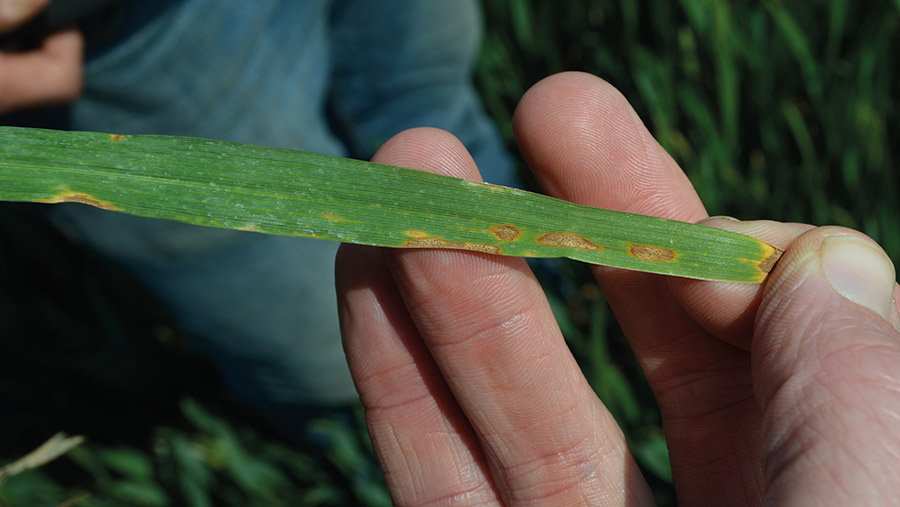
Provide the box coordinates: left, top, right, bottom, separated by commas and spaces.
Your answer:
404, 229, 429, 238
490, 224, 521, 241
536, 232, 603, 251
36, 189, 118, 211
403, 237, 500, 255
629, 244, 677, 262
756, 245, 783, 275
108, 134, 127, 143
240, 224, 261, 232
322, 211, 343, 223
464, 180, 505, 192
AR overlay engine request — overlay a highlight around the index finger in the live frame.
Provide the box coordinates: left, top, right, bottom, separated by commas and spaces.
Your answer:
366, 127, 655, 504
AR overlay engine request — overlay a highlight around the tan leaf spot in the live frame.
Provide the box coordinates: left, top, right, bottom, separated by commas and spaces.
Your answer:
536, 232, 602, 251
629, 244, 677, 262
490, 224, 522, 241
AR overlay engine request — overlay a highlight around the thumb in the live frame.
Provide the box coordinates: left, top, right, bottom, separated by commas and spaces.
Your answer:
753, 226, 900, 504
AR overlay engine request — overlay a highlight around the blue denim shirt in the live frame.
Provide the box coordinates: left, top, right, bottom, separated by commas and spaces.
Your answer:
17, 0, 515, 422
73, 0, 513, 182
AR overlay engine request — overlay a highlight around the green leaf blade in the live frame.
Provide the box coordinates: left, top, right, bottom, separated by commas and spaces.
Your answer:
0, 126, 780, 282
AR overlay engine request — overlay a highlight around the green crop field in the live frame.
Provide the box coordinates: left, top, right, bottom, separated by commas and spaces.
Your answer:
1, 1, 897, 505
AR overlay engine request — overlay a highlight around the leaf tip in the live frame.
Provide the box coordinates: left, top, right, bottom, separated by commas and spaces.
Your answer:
756, 244, 784, 276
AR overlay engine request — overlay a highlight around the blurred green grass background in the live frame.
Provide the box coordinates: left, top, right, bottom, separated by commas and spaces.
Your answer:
2, 0, 898, 505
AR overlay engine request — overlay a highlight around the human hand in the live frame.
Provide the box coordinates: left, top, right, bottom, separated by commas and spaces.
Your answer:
335, 72, 900, 505
0, 0, 83, 115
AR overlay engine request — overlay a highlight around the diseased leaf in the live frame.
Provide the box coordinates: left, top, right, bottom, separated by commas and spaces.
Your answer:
0, 126, 780, 282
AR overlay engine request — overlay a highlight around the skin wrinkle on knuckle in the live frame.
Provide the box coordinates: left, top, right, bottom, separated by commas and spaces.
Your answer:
495, 388, 584, 439
483, 393, 624, 502
870, 368, 900, 409
415, 483, 501, 507
653, 345, 748, 384
818, 341, 900, 445
638, 324, 734, 384
412, 459, 492, 506
391, 250, 485, 296
760, 426, 808, 499
365, 391, 433, 416
454, 268, 536, 321
400, 260, 543, 350
426, 304, 536, 352
761, 393, 868, 503
756, 292, 895, 416
470, 366, 591, 469
377, 422, 491, 505
629, 326, 697, 373
501, 433, 613, 504
656, 381, 755, 421
356, 363, 433, 412
817, 332, 900, 374
754, 296, 820, 408
760, 369, 859, 484
423, 471, 498, 505
386, 427, 436, 506
405, 250, 528, 293
763, 420, 854, 504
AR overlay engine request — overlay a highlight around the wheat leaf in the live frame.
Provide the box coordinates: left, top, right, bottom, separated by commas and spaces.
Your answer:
0, 126, 780, 282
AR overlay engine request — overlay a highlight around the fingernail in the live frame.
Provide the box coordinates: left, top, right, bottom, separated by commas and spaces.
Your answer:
821, 236, 897, 322
697, 215, 740, 225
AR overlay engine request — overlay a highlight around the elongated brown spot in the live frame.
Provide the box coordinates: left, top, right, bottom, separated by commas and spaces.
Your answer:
37, 191, 118, 211
240, 224, 260, 232
403, 237, 500, 255
536, 232, 602, 251
322, 211, 342, 222
756, 245, 783, 274
629, 244, 677, 262
490, 224, 521, 241
404, 229, 428, 238
108, 134, 127, 143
